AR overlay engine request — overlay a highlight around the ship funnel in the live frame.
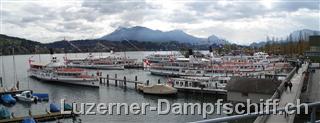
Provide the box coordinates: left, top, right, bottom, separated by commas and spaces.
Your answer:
188, 49, 195, 63
209, 46, 214, 57
51, 56, 57, 63
209, 46, 213, 53
188, 49, 193, 57
88, 53, 93, 58
49, 48, 54, 55
49, 48, 57, 63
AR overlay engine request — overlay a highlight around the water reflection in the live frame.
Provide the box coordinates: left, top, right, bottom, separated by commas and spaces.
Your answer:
0, 51, 248, 123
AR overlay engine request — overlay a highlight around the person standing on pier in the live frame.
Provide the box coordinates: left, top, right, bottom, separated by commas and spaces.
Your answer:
288, 81, 293, 92
284, 102, 289, 118
16, 81, 19, 90
284, 81, 289, 92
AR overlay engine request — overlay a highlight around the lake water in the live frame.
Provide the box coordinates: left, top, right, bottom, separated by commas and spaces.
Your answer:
0, 51, 252, 123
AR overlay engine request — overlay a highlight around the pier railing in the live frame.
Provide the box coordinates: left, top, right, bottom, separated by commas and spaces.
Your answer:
270, 67, 297, 102
254, 66, 297, 123
191, 66, 301, 123
190, 101, 320, 123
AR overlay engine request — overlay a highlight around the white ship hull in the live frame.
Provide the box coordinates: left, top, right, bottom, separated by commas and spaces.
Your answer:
16, 96, 35, 102
28, 71, 99, 88
149, 69, 205, 77
67, 64, 125, 70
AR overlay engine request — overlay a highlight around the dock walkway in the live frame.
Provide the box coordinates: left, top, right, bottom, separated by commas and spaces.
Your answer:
107, 77, 144, 84
99, 74, 146, 89
307, 64, 320, 102
264, 63, 308, 123
0, 112, 77, 123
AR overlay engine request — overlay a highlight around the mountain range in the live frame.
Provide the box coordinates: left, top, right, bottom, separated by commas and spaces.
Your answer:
100, 26, 229, 45
250, 29, 320, 47
0, 34, 210, 55
0, 26, 319, 55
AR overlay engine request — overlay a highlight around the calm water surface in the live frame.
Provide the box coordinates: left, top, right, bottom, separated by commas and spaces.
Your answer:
0, 51, 252, 123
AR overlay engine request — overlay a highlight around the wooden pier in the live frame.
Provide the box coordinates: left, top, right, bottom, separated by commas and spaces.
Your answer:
124, 63, 144, 69
254, 63, 309, 123
99, 74, 228, 95
174, 86, 227, 94
99, 74, 146, 89
0, 112, 78, 123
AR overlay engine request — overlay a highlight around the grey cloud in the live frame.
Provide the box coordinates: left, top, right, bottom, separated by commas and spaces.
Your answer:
32, 20, 83, 33
119, 9, 157, 24
2, 11, 26, 28
81, 0, 160, 24
21, 16, 42, 23
4, 19, 25, 28
3, 2, 60, 28
22, 3, 51, 15
81, 0, 153, 14
63, 22, 81, 30
3, 2, 99, 34
110, 21, 132, 28
184, 2, 265, 21
1, 0, 319, 43
275, 0, 319, 12
185, 2, 211, 13
60, 7, 100, 22
1, 10, 10, 17
54, 21, 94, 33
167, 10, 199, 23
185, 0, 320, 21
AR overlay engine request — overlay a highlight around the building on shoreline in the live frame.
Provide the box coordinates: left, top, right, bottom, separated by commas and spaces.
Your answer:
226, 77, 281, 103
305, 36, 320, 62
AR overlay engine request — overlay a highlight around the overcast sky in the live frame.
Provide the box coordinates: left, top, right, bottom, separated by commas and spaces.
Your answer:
1, 0, 319, 45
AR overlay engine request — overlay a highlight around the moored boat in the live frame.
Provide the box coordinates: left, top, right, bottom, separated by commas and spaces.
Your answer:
50, 103, 60, 113
64, 103, 72, 111
137, 84, 177, 95
67, 63, 125, 70
16, 91, 37, 103
32, 93, 49, 101
144, 52, 183, 64
171, 76, 229, 89
148, 51, 292, 77
169, 76, 229, 94
22, 117, 36, 123
1, 94, 16, 105
66, 53, 138, 70
0, 105, 10, 120
49, 102, 73, 113
28, 55, 100, 88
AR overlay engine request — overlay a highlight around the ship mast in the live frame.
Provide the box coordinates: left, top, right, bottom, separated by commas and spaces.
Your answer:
12, 47, 18, 88
0, 52, 5, 87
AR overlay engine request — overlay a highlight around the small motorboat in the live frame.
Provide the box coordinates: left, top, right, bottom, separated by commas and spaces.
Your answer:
0, 105, 10, 120
64, 103, 72, 111
16, 91, 37, 103
1, 94, 16, 105
22, 117, 36, 123
50, 103, 60, 113
32, 93, 49, 101
137, 84, 177, 95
